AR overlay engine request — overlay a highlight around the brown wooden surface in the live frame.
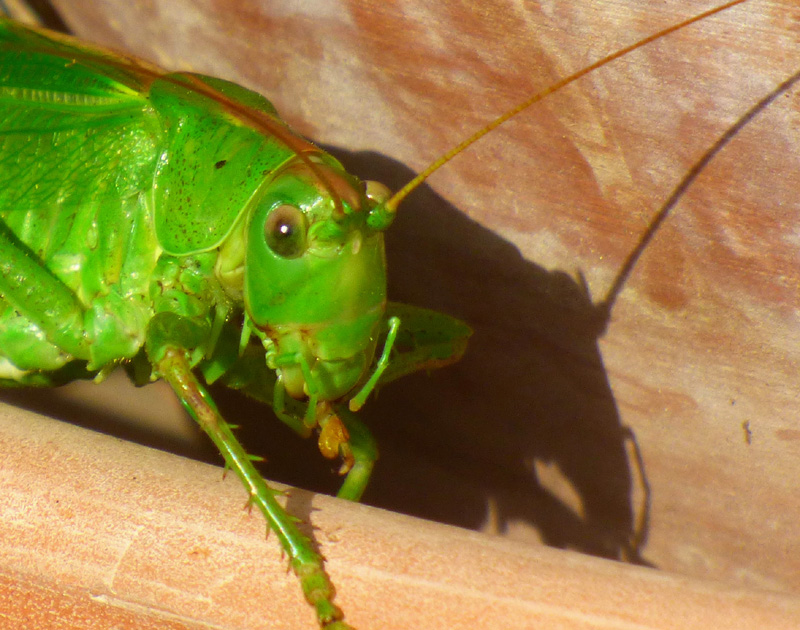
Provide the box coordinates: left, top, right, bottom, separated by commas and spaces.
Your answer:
3, 404, 800, 629
4, 0, 799, 614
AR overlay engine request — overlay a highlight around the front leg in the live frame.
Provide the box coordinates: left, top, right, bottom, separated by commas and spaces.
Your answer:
146, 312, 353, 630
202, 307, 470, 503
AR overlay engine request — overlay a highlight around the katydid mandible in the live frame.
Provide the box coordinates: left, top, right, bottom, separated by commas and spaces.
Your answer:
0, 0, 757, 627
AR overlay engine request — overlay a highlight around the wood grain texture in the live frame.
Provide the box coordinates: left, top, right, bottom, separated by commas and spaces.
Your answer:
11, 0, 800, 607
3, 404, 800, 629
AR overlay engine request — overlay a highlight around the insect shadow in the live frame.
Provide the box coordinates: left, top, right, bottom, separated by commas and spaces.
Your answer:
0, 144, 651, 565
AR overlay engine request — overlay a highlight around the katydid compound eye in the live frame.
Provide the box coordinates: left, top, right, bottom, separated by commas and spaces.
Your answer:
264, 204, 307, 258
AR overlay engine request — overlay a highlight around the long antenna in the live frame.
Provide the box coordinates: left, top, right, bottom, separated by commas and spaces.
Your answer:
383, 0, 750, 213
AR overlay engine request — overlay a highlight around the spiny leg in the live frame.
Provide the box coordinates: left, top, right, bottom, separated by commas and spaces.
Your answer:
153, 346, 354, 630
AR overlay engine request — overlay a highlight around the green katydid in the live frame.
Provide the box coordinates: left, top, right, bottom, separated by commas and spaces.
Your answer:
0, 0, 766, 627
0, 18, 471, 628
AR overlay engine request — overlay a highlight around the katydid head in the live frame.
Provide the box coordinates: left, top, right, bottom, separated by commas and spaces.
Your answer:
236, 154, 394, 402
